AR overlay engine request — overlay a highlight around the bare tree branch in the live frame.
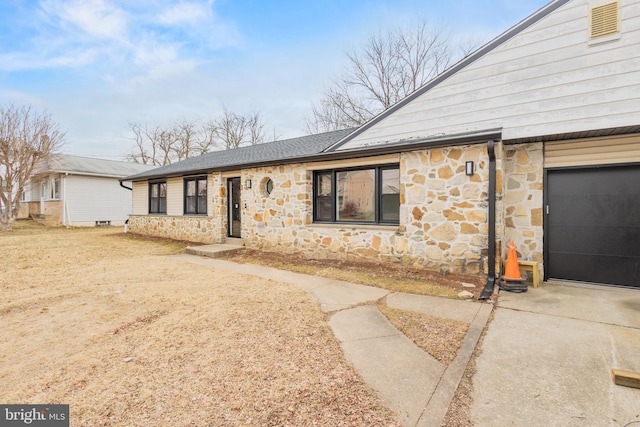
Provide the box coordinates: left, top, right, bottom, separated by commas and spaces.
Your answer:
204, 108, 268, 150
307, 20, 456, 133
127, 109, 273, 165
0, 104, 65, 231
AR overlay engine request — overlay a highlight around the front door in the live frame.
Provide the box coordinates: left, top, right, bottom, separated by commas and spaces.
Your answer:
228, 178, 241, 238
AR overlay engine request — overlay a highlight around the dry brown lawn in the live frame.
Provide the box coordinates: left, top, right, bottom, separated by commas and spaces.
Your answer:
376, 305, 468, 367
1, 221, 401, 426
223, 250, 485, 299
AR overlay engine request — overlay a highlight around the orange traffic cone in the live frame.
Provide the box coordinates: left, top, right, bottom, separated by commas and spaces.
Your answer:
503, 241, 522, 280
499, 241, 527, 292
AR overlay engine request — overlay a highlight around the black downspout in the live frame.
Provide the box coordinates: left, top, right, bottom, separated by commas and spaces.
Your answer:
119, 181, 132, 191
119, 181, 133, 232
479, 140, 496, 300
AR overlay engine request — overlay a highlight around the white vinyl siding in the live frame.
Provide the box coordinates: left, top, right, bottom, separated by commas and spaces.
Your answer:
545, 133, 640, 168
64, 175, 134, 226
166, 177, 184, 216
132, 181, 148, 215
339, 0, 640, 150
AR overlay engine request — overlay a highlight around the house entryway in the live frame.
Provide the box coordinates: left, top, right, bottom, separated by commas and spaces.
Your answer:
544, 164, 640, 288
227, 178, 242, 238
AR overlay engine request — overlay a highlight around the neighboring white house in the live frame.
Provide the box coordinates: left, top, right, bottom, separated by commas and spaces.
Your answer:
27, 154, 154, 226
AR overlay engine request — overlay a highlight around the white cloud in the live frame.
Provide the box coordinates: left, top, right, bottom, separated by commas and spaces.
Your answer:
40, 0, 129, 42
156, 2, 210, 26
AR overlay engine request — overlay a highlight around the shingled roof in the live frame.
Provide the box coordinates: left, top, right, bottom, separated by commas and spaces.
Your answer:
123, 128, 355, 182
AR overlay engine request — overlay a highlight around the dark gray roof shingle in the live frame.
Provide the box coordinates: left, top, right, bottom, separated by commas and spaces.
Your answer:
123, 128, 355, 181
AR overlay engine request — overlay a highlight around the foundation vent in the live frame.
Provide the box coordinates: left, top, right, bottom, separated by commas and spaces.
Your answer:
590, 1, 619, 39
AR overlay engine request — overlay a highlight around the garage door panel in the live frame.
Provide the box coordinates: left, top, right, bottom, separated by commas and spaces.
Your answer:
548, 252, 640, 286
549, 225, 640, 256
546, 165, 640, 288
550, 197, 640, 228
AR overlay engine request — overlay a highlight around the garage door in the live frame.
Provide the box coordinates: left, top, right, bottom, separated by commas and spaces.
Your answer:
545, 165, 640, 288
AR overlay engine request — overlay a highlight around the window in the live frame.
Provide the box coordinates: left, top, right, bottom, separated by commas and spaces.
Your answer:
184, 177, 207, 215
50, 177, 60, 200
315, 172, 333, 221
313, 165, 400, 224
380, 168, 400, 222
265, 179, 274, 195
149, 181, 167, 214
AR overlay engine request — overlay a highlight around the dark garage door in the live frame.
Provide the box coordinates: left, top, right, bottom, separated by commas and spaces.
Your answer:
545, 165, 640, 288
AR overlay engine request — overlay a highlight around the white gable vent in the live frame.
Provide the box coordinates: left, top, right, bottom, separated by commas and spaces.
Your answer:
590, 1, 619, 39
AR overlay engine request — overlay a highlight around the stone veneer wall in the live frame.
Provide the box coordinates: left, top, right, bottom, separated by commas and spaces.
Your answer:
210, 173, 228, 242
241, 163, 404, 263
128, 142, 517, 275
240, 144, 496, 274
128, 215, 222, 243
502, 142, 544, 263
128, 175, 226, 243
398, 144, 495, 274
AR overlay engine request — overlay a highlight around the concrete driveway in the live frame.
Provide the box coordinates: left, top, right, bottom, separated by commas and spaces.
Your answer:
472, 282, 640, 426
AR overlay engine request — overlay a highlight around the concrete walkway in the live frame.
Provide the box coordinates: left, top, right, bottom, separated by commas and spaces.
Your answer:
170, 253, 492, 427
472, 282, 640, 426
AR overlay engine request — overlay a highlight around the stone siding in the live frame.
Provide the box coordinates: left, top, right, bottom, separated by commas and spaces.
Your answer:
502, 143, 544, 262
127, 142, 545, 276
241, 163, 405, 263
128, 214, 223, 243
398, 145, 493, 274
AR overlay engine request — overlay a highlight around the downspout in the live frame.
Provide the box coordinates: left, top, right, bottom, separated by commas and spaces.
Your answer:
479, 139, 496, 300
119, 180, 133, 233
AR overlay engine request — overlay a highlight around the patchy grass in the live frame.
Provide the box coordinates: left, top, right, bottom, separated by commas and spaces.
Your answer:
377, 305, 469, 366
224, 249, 485, 299
1, 221, 400, 426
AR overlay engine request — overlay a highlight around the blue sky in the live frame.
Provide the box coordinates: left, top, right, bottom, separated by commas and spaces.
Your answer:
0, 0, 550, 159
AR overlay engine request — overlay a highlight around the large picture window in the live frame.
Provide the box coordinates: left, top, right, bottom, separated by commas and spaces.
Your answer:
149, 181, 167, 214
184, 177, 207, 215
313, 165, 400, 224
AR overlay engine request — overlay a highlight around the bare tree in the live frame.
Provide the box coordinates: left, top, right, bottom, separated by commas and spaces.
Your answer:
0, 104, 65, 231
173, 119, 204, 162
307, 21, 454, 133
127, 122, 172, 166
204, 108, 268, 150
127, 109, 271, 165
206, 109, 246, 150
127, 121, 204, 166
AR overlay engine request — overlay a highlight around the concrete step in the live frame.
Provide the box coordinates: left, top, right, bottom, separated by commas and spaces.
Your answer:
185, 244, 245, 259
224, 237, 245, 246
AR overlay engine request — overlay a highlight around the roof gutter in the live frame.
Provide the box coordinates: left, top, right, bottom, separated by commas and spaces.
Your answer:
479, 139, 497, 300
